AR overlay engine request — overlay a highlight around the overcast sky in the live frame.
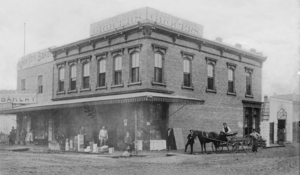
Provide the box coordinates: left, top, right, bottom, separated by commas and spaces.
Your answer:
0, 0, 299, 97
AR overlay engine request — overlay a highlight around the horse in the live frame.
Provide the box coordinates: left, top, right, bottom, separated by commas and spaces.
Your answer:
192, 130, 219, 154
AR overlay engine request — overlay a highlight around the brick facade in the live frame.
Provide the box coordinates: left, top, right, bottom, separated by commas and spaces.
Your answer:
14, 9, 266, 149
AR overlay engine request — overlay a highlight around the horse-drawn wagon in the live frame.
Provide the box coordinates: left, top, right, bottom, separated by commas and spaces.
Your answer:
192, 130, 254, 154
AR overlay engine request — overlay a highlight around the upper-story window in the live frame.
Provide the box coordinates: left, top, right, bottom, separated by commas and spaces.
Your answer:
131, 52, 140, 83
38, 75, 43, 93
228, 69, 234, 93
70, 65, 76, 90
21, 79, 26, 90
183, 59, 191, 87
82, 62, 90, 89
154, 53, 163, 83
114, 56, 122, 85
98, 59, 106, 87
245, 68, 253, 96
207, 64, 214, 90
227, 63, 236, 94
58, 67, 65, 92
181, 51, 194, 88
206, 57, 217, 92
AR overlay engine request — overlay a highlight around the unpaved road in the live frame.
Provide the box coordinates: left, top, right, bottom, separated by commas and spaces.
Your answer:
0, 144, 299, 175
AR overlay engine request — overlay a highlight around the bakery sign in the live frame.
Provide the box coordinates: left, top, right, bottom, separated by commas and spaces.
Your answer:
0, 90, 37, 104
277, 108, 287, 120
17, 48, 54, 70
90, 7, 203, 38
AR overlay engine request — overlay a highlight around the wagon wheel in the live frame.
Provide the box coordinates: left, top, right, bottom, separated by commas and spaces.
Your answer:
211, 142, 218, 153
224, 142, 230, 152
231, 141, 239, 153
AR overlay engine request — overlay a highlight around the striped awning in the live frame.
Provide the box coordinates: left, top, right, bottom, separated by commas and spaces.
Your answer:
1, 92, 204, 114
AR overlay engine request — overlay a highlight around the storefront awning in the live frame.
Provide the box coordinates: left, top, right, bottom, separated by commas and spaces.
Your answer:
1, 92, 204, 114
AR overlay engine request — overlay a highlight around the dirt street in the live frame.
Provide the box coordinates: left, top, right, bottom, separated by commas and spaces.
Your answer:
0, 144, 299, 175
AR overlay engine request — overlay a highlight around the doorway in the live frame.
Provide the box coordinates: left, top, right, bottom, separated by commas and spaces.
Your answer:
277, 119, 286, 144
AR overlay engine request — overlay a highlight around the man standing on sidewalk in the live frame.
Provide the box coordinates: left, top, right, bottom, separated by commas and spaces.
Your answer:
99, 126, 108, 146
184, 130, 194, 154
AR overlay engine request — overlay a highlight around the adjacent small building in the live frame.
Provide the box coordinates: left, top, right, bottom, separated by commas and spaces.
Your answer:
2, 7, 267, 150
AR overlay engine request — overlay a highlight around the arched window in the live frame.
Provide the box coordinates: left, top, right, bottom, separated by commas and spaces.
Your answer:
82, 62, 90, 89
70, 65, 76, 90
154, 53, 163, 83
131, 53, 139, 82
98, 59, 106, 87
228, 68, 234, 93
59, 67, 65, 92
114, 56, 122, 85
183, 59, 191, 87
207, 64, 214, 90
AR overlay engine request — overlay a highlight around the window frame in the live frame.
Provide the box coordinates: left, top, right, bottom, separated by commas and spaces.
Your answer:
227, 62, 237, 95
97, 57, 106, 87
181, 51, 194, 90
151, 44, 167, 87
205, 57, 217, 93
69, 63, 77, 91
82, 61, 90, 89
58, 66, 65, 92
113, 55, 122, 85
245, 67, 253, 97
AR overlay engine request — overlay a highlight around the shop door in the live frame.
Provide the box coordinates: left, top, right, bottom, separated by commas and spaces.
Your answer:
244, 107, 260, 135
269, 122, 274, 144
277, 120, 286, 144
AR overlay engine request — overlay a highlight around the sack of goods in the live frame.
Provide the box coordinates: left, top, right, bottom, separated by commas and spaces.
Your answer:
100, 145, 109, 153
84, 146, 91, 152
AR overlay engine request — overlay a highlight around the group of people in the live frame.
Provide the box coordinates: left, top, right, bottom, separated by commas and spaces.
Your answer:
8, 127, 34, 145
79, 126, 134, 152
184, 123, 261, 154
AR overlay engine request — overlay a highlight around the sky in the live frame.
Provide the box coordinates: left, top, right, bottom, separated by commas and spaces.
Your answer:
0, 0, 299, 97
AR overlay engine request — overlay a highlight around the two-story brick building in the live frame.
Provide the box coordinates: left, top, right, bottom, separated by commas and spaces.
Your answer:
4, 7, 266, 150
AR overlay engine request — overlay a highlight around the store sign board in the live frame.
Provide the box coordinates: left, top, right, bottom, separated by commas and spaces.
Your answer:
17, 48, 53, 70
0, 90, 37, 104
90, 7, 203, 38
0, 103, 13, 110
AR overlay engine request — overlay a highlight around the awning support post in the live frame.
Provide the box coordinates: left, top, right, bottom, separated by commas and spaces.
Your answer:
134, 104, 138, 155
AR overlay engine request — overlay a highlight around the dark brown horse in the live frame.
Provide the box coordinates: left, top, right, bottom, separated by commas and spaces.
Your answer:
192, 130, 219, 154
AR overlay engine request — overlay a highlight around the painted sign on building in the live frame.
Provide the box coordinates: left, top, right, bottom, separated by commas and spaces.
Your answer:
0, 90, 37, 104
0, 103, 13, 110
17, 48, 54, 70
90, 7, 203, 38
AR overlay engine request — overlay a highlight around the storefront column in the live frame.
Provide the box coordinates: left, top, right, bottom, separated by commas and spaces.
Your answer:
134, 104, 138, 154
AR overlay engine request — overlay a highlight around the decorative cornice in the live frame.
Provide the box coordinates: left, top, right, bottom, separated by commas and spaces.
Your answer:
152, 44, 168, 54
127, 44, 143, 54
205, 57, 217, 65
181, 51, 195, 60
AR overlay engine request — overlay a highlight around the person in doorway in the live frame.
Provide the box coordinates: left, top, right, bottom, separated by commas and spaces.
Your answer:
166, 128, 175, 151
124, 131, 134, 153
27, 129, 34, 144
250, 129, 261, 153
184, 130, 194, 154
99, 126, 108, 147
222, 123, 231, 135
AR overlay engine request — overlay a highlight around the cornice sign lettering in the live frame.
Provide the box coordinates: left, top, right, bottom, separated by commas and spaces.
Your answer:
90, 7, 203, 38
0, 90, 37, 104
17, 48, 53, 70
